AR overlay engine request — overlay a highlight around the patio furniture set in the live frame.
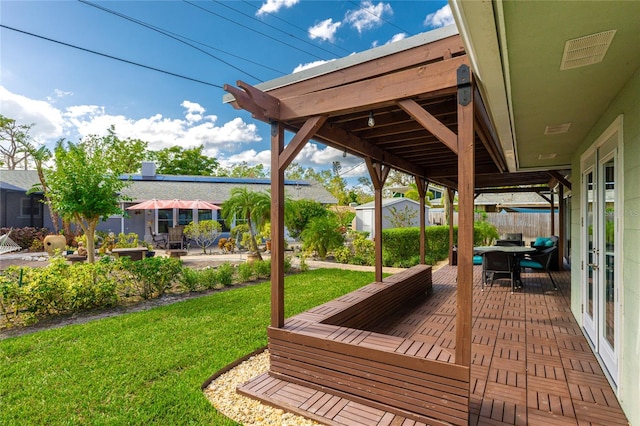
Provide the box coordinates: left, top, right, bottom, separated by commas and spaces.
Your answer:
474, 233, 559, 293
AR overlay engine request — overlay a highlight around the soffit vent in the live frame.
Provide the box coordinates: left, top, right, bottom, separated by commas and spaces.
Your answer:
561, 30, 616, 70
545, 123, 572, 135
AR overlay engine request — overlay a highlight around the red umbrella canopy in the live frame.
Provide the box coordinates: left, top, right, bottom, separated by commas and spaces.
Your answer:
126, 199, 167, 210
126, 199, 221, 210
189, 200, 221, 210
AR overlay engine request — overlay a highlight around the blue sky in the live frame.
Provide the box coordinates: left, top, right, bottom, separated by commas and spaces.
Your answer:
1, 0, 453, 177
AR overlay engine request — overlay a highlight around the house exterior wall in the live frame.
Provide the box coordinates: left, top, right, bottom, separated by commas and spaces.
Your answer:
570, 69, 640, 425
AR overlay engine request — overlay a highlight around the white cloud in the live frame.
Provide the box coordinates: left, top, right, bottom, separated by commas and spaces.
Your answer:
292, 59, 334, 73
308, 18, 342, 42
181, 100, 206, 123
256, 0, 299, 16
386, 32, 407, 44
424, 4, 454, 28
46, 89, 73, 104
0, 86, 261, 159
345, 1, 392, 34
0, 86, 65, 140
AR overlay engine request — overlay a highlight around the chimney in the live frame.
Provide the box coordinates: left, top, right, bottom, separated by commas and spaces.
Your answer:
141, 161, 156, 178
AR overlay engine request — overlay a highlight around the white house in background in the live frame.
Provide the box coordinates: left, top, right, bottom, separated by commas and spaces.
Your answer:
354, 198, 430, 238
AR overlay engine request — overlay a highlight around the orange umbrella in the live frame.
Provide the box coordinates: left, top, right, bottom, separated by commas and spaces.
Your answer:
126, 199, 167, 210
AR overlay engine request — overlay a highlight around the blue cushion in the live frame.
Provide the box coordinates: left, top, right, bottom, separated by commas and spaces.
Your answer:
520, 259, 543, 269
473, 255, 483, 265
533, 237, 549, 247
544, 239, 554, 247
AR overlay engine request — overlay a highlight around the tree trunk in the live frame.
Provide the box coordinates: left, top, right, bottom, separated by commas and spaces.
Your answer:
77, 215, 98, 263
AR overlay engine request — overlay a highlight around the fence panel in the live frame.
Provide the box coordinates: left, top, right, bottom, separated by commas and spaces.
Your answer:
428, 212, 558, 244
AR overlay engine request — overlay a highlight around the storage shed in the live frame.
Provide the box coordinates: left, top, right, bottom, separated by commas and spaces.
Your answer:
354, 198, 430, 238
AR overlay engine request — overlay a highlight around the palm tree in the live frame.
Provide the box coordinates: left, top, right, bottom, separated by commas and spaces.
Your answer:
221, 187, 271, 260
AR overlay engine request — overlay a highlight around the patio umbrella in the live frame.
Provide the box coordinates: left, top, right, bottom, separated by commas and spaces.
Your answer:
126, 199, 167, 210
187, 200, 221, 210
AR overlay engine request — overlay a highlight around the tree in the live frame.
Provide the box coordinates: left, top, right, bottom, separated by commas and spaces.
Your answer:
285, 199, 329, 239
220, 187, 271, 259
385, 205, 418, 228
0, 115, 33, 170
46, 136, 133, 263
183, 220, 221, 254
23, 142, 62, 233
300, 214, 344, 259
223, 161, 267, 178
147, 145, 219, 175
103, 126, 148, 173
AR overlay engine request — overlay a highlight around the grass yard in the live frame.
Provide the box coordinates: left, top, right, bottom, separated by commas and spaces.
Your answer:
0, 268, 378, 426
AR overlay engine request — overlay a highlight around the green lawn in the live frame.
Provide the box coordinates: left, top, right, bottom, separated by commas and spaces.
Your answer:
0, 268, 377, 426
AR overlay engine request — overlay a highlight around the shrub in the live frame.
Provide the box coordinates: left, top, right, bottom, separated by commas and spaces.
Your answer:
300, 215, 344, 259
217, 263, 234, 286
253, 259, 270, 280
237, 262, 254, 282
200, 267, 219, 289
123, 256, 182, 299
284, 256, 292, 274
180, 267, 201, 292
333, 246, 352, 264
351, 232, 374, 266
184, 220, 221, 254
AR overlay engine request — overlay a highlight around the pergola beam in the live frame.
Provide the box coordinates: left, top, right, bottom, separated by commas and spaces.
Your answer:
397, 99, 458, 155
366, 158, 390, 282
278, 56, 469, 120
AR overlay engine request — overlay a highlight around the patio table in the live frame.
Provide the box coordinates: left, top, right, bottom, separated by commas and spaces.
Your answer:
474, 245, 537, 287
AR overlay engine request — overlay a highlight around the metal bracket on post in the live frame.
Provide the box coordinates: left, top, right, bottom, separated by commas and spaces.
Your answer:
457, 64, 471, 106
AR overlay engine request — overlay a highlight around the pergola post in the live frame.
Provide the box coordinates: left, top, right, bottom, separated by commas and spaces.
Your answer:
447, 187, 455, 266
415, 177, 427, 265
455, 64, 474, 367
366, 158, 390, 282
550, 191, 556, 235
558, 184, 565, 270
269, 116, 327, 328
270, 122, 285, 328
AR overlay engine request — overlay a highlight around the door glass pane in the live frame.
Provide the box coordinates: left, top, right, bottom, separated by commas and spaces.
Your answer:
603, 159, 615, 347
586, 171, 594, 318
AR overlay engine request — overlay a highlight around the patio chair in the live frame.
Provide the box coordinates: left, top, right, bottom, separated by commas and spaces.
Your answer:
482, 250, 515, 292
519, 246, 558, 290
167, 226, 184, 250
148, 227, 166, 249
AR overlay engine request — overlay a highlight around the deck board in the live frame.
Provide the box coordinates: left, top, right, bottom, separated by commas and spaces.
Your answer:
237, 265, 628, 425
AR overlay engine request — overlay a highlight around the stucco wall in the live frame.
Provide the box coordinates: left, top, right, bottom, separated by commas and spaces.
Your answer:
570, 69, 640, 425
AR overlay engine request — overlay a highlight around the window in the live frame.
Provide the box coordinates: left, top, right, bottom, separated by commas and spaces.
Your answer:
158, 209, 173, 233
20, 198, 42, 218
178, 209, 193, 226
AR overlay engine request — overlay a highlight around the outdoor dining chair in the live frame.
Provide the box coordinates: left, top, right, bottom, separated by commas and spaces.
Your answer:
167, 226, 184, 250
148, 227, 167, 249
519, 246, 558, 290
482, 250, 515, 292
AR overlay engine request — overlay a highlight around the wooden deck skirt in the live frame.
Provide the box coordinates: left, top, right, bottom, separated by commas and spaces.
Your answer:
252, 265, 471, 425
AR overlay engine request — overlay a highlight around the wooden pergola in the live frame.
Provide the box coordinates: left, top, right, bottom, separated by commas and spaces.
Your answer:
224, 29, 569, 424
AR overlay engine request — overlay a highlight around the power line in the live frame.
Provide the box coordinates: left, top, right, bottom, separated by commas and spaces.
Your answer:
0, 24, 223, 89
347, 0, 413, 37
183, 0, 328, 62
240, 0, 352, 55
79, 0, 264, 82
242, 0, 353, 55
213, 0, 344, 59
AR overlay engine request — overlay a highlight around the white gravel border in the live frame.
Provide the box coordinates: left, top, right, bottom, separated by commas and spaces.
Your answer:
203, 350, 320, 425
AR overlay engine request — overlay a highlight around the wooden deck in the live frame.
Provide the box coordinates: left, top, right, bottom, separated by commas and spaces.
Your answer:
238, 265, 629, 425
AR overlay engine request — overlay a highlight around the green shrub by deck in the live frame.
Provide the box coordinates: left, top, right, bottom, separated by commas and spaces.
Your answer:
381, 223, 498, 267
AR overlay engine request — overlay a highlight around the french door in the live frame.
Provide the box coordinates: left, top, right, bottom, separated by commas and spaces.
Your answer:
581, 118, 622, 385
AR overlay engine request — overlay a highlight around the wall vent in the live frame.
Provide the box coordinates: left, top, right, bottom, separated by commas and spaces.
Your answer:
561, 30, 616, 70
544, 123, 572, 135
